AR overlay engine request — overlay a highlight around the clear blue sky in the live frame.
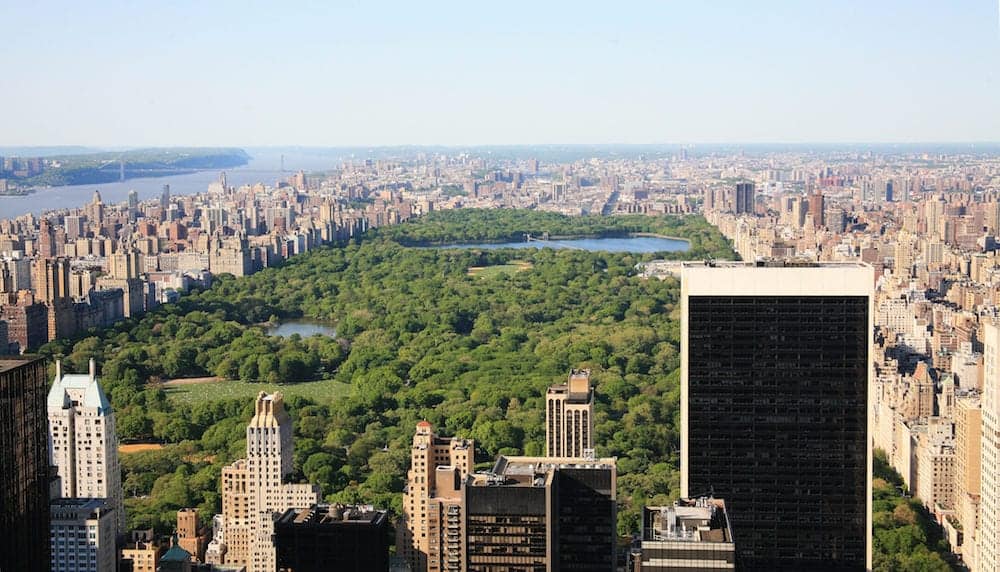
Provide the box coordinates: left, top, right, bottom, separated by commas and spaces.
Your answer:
2, 0, 998, 146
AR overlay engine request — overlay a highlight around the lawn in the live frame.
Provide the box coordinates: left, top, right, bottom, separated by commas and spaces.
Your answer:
163, 378, 351, 406
467, 260, 533, 278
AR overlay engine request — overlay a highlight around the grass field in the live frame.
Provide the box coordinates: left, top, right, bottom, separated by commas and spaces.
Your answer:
467, 260, 533, 277
164, 378, 351, 406
119, 443, 165, 454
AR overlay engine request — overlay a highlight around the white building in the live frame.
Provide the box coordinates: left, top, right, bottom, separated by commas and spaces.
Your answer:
47, 359, 124, 534
50, 498, 116, 572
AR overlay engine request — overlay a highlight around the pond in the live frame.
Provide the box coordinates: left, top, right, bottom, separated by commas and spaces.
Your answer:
265, 319, 337, 338
431, 236, 689, 253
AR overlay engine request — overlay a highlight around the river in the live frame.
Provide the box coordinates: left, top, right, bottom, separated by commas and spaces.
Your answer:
0, 149, 344, 218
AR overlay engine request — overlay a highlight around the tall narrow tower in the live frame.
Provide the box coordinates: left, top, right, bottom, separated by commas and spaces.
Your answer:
47, 358, 124, 534
681, 261, 872, 571
546, 368, 595, 458
979, 323, 1000, 571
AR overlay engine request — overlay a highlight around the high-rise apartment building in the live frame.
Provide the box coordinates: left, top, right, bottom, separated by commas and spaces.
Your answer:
215, 392, 319, 572
275, 504, 390, 572
980, 323, 1000, 571
49, 498, 116, 572
546, 369, 594, 458
464, 455, 618, 571
0, 357, 51, 572
47, 358, 124, 534
177, 508, 207, 562
954, 394, 982, 565
399, 421, 474, 572
681, 261, 872, 571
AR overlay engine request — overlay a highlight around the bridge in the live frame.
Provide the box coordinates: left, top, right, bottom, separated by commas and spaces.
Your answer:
525, 233, 583, 249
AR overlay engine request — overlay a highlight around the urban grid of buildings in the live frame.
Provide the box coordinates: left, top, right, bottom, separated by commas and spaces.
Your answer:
3, 147, 1000, 570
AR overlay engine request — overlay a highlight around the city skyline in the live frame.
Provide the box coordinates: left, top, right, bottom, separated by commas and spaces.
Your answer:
2, 1, 999, 147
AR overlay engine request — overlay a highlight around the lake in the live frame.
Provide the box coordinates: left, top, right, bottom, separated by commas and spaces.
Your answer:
431, 236, 689, 253
265, 319, 337, 338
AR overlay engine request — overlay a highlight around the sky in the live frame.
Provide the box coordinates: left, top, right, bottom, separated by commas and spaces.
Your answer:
1, 0, 999, 147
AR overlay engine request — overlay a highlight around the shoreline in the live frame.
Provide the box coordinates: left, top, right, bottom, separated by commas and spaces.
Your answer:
401, 231, 692, 247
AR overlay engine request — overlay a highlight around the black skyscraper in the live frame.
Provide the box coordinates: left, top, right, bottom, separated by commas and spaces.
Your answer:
0, 357, 51, 572
682, 262, 871, 571
735, 182, 755, 214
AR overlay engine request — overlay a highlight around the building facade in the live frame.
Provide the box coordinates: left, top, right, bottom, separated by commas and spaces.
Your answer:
214, 392, 320, 572
47, 358, 124, 534
980, 323, 1000, 571
49, 498, 116, 572
0, 357, 51, 572
399, 421, 474, 572
681, 261, 872, 571
545, 369, 594, 458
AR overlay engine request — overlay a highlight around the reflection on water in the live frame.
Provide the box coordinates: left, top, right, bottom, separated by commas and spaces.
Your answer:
265, 319, 337, 338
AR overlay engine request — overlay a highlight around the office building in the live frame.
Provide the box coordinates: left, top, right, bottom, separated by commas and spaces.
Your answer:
0, 357, 51, 572
734, 182, 755, 215
546, 368, 594, 458
681, 261, 872, 570
214, 392, 320, 572
634, 497, 736, 572
464, 455, 618, 571
954, 394, 981, 563
49, 497, 116, 572
275, 504, 390, 572
399, 421, 474, 572
47, 358, 124, 534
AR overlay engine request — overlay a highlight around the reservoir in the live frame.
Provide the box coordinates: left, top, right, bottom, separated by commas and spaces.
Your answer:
265, 319, 337, 338
431, 236, 689, 253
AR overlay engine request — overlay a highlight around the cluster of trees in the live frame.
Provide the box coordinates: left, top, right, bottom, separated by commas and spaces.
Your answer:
873, 450, 956, 571
38, 209, 952, 566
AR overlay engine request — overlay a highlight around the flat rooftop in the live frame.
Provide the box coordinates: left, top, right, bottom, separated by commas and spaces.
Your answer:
682, 260, 870, 268
0, 357, 42, 373
277, 504, 387, 527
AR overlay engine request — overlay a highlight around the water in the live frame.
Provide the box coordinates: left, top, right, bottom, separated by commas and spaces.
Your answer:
265, 319, 337, 338
0, 149, 345, 218
431, 236, 689, 253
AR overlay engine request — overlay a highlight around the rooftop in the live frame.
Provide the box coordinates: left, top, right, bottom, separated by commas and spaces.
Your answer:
276, 504, 388, 527
643, 498, 733, 544
0, 357, 42, 374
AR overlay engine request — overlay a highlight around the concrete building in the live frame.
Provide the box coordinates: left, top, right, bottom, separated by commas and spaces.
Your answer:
546, 368, 594, 458
213, 392, 320, 572
49, 498, 116, 572
121, 541, 160, 572
915, 434, 956, 514
399, 421, 474, 572
275, 504, 390, 572
464, 455, 618, 571
681, 261, 873, 571
177, 508, 207, 563
954, 394, 982, 564
47, 358, 124, 534
0, 357, 51, 572
980, 323, 1000, 571
634, 497, 736, 572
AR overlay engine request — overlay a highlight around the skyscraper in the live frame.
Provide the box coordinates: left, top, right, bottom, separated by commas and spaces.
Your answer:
398, 421, 474, 572
214, 392, 319, 572
735, 182, 755, 215
49, 498, 116, 572
464, 455, 618, 571
47, 358, 124, 534
0, 357, 51, 572
274, 504, 390, 572
546, 368, 594, 458
681, 261, 872, 571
